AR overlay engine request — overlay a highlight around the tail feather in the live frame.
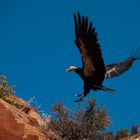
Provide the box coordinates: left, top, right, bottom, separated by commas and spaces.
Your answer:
93, 85, 115, 93
101, 86, 115, 93
130, 46, 140, 60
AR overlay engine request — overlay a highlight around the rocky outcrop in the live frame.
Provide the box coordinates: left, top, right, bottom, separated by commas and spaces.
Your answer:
0, 97, 55, 140
121, 133, 140, 140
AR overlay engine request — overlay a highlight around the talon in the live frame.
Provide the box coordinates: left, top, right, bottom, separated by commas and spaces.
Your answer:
74, 98, 83, 102
74, 95, 85, 102
75, 94, 78, 97
75, 93, 83, 97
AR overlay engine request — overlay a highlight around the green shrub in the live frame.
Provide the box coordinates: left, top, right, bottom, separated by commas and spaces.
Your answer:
0, 75, 16, 104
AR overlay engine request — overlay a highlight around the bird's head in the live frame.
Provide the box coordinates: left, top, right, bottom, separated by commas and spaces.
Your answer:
66, 66, 77, 72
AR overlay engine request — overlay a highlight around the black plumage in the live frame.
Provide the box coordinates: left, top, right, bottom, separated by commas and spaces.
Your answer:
105, 51, 140, 79
67, 12, 140, 102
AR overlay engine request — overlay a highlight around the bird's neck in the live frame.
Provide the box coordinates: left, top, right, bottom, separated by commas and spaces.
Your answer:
75, 68, 83, 78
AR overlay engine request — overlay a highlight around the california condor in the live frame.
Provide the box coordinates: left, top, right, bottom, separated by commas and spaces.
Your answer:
66, 12, 140, 102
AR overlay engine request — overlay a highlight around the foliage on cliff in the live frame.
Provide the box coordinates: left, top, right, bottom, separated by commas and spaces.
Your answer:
0, 75, 16, 104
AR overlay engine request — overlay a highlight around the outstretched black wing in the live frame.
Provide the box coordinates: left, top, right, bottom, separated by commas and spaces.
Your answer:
105, 47, 140, 79
74, 12, 105, 77
105, 55, 139, 79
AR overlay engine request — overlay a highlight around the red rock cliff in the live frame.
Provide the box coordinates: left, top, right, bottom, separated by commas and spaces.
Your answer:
0, 97, 55, 140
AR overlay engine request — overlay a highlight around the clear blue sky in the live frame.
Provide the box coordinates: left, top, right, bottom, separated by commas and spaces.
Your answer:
0, 0, 140, 131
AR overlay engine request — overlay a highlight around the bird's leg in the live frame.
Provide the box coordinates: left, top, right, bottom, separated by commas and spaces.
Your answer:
75, 93, 83, 97
74, 94, 85, 102
74, 85, 90, 102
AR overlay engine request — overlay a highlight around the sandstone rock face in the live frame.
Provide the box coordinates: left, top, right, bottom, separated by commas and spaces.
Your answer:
0, 98, 54, 140
121, 133, 140, 140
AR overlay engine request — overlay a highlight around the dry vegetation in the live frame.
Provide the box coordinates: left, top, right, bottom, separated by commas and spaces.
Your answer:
48, 99, 111, 140
0, 75, 139, 140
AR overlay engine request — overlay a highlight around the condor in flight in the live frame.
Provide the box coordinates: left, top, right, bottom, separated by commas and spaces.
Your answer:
66, 12, 140, 102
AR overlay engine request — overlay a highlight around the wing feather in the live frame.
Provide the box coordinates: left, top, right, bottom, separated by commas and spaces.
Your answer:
105, 46, 140, 79
105, 58, 136, 79
74, 12, 105, 77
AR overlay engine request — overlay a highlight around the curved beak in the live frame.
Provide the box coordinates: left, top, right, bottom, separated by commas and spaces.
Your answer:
66, 66, 77, 73
66, 68, 71, 72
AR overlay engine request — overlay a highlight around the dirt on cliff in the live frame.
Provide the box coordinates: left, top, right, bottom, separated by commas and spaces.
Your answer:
0, 97, 56, 140
121, 133, 140, 140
